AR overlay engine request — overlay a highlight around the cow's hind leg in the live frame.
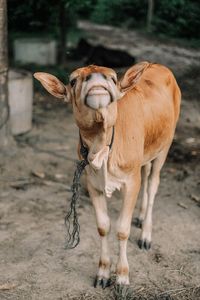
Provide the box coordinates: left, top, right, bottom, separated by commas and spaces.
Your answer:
134, 162, 152, 228
138, 149, 169, 250
87, 182, 111, 289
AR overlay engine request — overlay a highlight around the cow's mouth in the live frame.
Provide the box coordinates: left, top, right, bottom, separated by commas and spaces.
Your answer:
85, 86, 112, 110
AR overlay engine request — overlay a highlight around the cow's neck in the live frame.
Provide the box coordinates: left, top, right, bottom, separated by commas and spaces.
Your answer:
79, 125, 114, 170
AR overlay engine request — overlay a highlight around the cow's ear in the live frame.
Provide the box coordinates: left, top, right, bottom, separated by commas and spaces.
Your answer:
120, 61, 151, 92
34, 72, 70, 102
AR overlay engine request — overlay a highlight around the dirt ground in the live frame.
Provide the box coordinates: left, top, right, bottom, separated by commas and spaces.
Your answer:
0, 22, 200, 300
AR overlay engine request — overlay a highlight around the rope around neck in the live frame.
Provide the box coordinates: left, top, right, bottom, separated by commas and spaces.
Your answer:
64, 127, 115, 249
64, 158, 88, 249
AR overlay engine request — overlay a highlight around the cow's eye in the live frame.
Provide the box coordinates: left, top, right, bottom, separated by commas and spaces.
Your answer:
111, 76, 117, 84
70, 78, 77, 87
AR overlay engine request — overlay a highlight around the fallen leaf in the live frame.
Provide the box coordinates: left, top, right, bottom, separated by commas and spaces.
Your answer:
167, 167, 177, 174
177, 202, 188, 209
32, 170, 45, 179
185, 137, 195, 144
43, 180, 70, 191
52, 145, 69, 151
190, 194, 200, 203
10, 180, 31, 190
55, 174, 64, 179
191, 150, 197, 156
0, 283, 17, 290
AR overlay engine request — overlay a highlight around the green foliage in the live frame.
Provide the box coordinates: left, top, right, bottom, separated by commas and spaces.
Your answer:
8, 0, 57, 34
90, 0, 146, 27
154, 0, 200, 39
8, 0, 200, 41
8, 0, 81, 35
72, 0, 97, 19
90, 0, 200, 40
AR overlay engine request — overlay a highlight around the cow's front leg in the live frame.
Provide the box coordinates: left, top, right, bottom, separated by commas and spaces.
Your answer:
116, 172, 141, 286
87, 182, 111, 289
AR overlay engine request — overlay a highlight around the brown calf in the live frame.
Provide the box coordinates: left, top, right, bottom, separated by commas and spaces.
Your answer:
34, 62, 181, 288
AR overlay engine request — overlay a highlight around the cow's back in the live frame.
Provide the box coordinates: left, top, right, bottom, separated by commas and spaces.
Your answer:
137, 64, 181, 162
114, 63, 181, 168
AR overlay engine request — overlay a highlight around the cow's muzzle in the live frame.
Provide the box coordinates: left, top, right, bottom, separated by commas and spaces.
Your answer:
85, 86, 112, 110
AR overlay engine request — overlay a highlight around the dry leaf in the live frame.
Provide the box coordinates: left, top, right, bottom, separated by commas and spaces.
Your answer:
55, 174, 64, 179
0, 283, 17, 290
190, 194, 200, 203
185, 137, 195, 144
32, 170, 45, 179
177, 202, 188, 209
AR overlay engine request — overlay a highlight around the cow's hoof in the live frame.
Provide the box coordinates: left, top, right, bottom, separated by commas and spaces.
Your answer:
114, 284, 130, 298
94, 276, 111, 289
132, 217, 143, 228
138, 238, 151, 250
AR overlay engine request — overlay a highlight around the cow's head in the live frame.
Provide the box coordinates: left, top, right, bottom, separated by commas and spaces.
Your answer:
34, 65, 121, 131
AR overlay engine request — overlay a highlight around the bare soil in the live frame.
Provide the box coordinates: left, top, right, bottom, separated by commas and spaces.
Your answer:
0, 22, 200, 300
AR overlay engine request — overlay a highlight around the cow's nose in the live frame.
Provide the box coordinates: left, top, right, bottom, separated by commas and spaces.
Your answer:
85, 73, 107, 82
85, 74, 92, 81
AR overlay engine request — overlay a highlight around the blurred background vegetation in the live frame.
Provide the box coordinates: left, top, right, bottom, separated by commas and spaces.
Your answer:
7, 0, 200, 86
8, 0, 200, 44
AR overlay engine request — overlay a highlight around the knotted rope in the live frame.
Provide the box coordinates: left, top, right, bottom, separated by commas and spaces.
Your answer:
64, 127, 115, 249
64, 134, 89, 249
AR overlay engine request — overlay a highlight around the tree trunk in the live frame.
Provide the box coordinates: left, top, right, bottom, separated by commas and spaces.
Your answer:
59, 0, 67, 65
147, 0, 154, 32
0, 0, 11, 147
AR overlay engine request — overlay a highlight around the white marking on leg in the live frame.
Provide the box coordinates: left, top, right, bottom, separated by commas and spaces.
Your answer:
98, 236, 110, 279
116, 239, 129, 285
